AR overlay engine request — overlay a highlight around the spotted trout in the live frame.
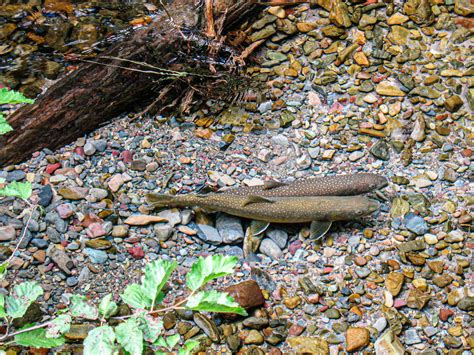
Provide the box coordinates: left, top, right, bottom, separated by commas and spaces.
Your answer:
146, 193, 380, 223
218, 173, 388, 197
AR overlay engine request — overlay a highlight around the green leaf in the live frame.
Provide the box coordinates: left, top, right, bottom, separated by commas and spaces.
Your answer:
178, 340, 200, 355
121, 284, 150, 309
0, 181, 32, 200
186, 290, 247, 316
99, 294, 118, 319
6, 281, 43, 318
46, 314, 71, 338
69, 295, 99, 320
0, 115, 13, 135
0, 294, 7, 318
120, 259, 175, 310
186, 255, 238, 291
14, 327, 65, 348
83, 325, 117, 355
155, 334, 180, 351
0, 88, 34, 105
115, 318, 143, 355
0, 262, 8, 280
141, 259, 177, 308
137, 313, 163, 343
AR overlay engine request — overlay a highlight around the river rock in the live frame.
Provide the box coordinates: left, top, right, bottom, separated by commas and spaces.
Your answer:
385, 272, 404, 296
287, 337, 329, 354
216, 214, 244, 244
375, 331, 405, 354
260, 238, 283, 259
0, 226, 15, 241
404, 213, 429, 235
346, 327, 370, 352
223, 280, 265, 311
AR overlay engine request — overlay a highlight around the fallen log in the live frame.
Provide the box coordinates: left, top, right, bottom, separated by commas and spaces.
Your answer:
0, 0, 259, 167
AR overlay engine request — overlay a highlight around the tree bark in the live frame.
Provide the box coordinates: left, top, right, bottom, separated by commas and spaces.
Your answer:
0, 0, 258, 167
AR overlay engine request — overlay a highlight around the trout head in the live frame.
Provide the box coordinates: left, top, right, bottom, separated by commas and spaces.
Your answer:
367, 174, 389, 191
331, 197, 380, 220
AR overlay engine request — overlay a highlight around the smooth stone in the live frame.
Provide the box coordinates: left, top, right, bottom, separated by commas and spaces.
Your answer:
216, 214, 244, 244
267, 229, 288, 249
260, 238, 283, 259
346, 327, 370, 352
287, 337, 329, 354
38, 185, 53, 207
197, 224, 222, 245
84, 248, 108, 264
154, 223, 173, 242
0, 226, 15, 241
404, 213, 429, 235
375, 331, 405, 354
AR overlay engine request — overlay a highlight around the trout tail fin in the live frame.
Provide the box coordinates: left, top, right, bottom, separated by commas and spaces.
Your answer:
146, 193, 179, 209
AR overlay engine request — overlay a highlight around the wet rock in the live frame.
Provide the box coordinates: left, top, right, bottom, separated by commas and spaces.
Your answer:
444, 95, 463, 112
243, 317, 269, 330
454, 0, 474, 16
266, 229, 288, 249
375, 330, 405, 354
411, 86, 441, 99
346, 327, 370, 352
223, 280, 265, 311
404, 328, 421, 345
403, 0, 434, 25
404, 213, 429, 235
406, 288, 430, 309
13, 303, 43, 328
193, 313, 220, 342
47, 246, 74, 274
59, 187, 88, 200
244, 330, 264, 345
385, 272, 404, 296
196, 224, 222, 245
216, 214, 244, 244
154, 224, 173, 242
287, 337, 329, 354
84, 248, 108, 264
260, 238, 283, 259
0, 226, 15, 241
370, 140, 390, 160
38, 185, 53, 207
376, 82, 406, 97
124, 215, 167, 226
457, 297, 474, 311
66, 324, 95, 341
410, 114, 426, 142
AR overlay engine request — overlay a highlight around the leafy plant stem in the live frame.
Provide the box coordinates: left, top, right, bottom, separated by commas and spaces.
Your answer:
0, 321, 51, 344
3, 204, 37, 271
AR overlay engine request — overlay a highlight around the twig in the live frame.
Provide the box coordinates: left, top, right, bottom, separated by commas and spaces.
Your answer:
204, 0, 216, 38
0, 321, 50, 343
3, 203, 37, 270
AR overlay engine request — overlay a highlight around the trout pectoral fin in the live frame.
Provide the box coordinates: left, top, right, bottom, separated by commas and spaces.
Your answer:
310, 221, 332, 240
249, 220, 270, 236
243, 195, 275, 207
263, 180, 287, 190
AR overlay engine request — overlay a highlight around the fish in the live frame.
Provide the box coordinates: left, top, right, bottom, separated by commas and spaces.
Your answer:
217, 173, 388, 197
146, 193, 380, 223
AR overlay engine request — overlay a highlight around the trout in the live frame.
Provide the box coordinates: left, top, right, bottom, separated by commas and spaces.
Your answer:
218, 173, 388, 197
146, 193, 380, 223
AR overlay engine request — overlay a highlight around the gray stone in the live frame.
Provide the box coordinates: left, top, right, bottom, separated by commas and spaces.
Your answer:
154, 223, 173, 242
92, 139, 107, 152
260, 238, 283, 259
84, 248, 108, 264
404, 328, 421, 345
404, 213, 429, 235
267, 229, 288, 249
83, 141, 96, 156
157, 210, 181, 227
216, 214, 244, 244
66, 276, 79, 287
197, 224, 222, 245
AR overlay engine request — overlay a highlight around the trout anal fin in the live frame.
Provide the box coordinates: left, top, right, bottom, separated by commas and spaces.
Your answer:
310, 221, 332, 240
243, 195, 275, 207
263, 180, 287, 190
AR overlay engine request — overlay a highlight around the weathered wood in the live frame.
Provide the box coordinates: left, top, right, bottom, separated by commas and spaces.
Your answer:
0, 0, 259, 167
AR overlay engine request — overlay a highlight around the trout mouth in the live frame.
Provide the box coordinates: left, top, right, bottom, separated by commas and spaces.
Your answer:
367, 199, 380, 214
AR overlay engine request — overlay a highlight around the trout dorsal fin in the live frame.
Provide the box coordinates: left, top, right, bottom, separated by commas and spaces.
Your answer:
243, 195, 275, 207
263, 180, 287, 190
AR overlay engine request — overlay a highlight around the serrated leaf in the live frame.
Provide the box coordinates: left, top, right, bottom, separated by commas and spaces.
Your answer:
99, 294, 118, 319
137, 313, 163, 343
6, 281, 43, 318
0, 88, 34, 105
0, 181, 32, 200
0, 115, 13, 135
46, 314, 71, 338
0, 294, 6, 318
0, 262, 8, 280
186, 255, 238, 291
69, 295, 99, 320
178, 340, 200, 355
115, 318, 143, 355
141, 259, 177, 308
186, 290, 247, 316
166, 334, 181, 349
14, 327, 65, 348
121, 284, 149, 309
120, 260, 173, 310
83, 325, 117, 355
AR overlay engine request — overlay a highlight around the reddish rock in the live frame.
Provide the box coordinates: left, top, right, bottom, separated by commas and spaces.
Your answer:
46, 163, 61, 175
439, 308, 454, 322
288, 324, 305, 336
394, 299, 407, 309
121, 150, 133, 163
56, 204, 74, 219
128, 245, 145, 259
288, 240, 302, 255
74, 147, 85, 157
223, 280, 265, 311
86, 223, 107, 238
